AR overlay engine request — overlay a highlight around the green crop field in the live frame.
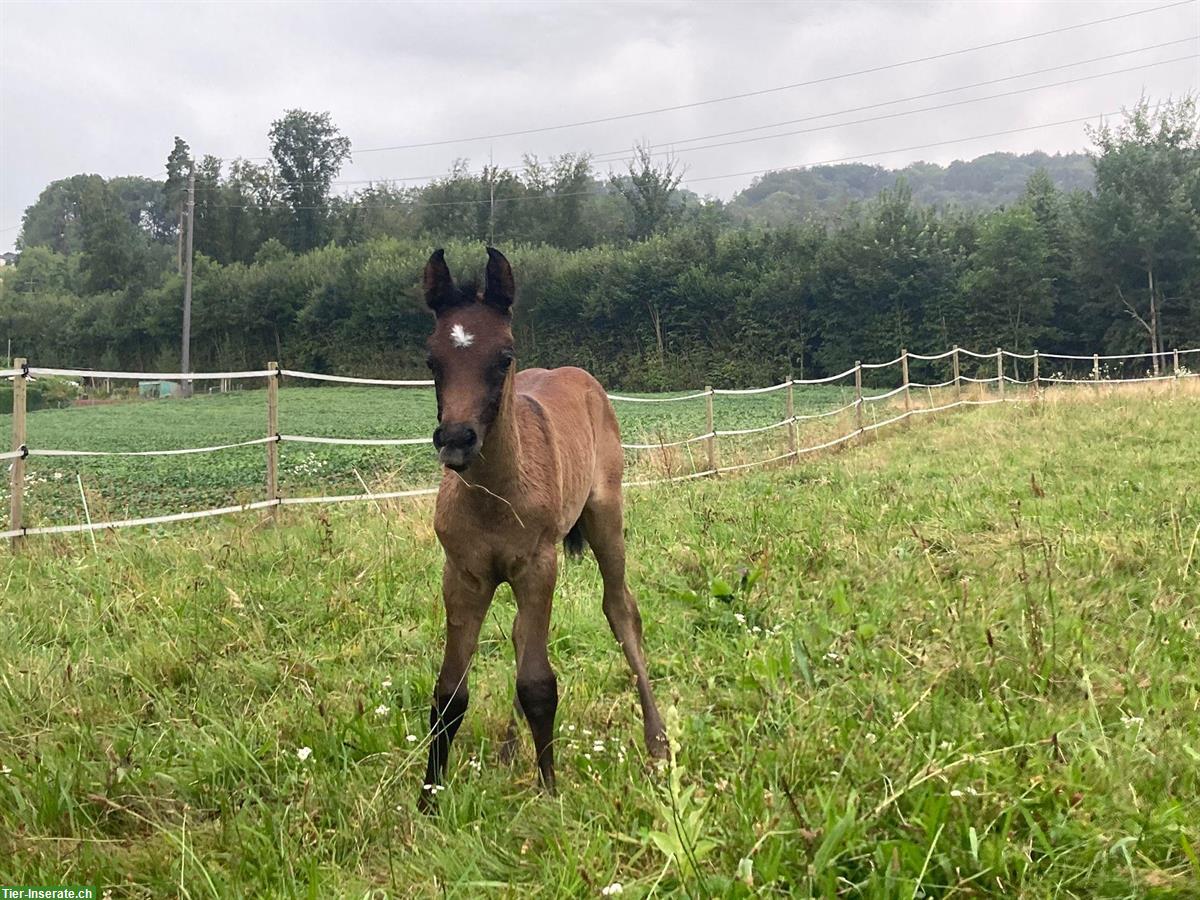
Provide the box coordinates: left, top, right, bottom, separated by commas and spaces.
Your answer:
1, 380, 889, 528
1, 388, 1197, 897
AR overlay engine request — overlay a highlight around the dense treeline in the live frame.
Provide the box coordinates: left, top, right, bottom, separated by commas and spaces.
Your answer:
728, 151, 1095, 226
2, 99, 1197, 389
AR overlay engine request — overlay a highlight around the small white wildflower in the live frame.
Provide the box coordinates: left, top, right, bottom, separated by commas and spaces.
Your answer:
950, 789, 963, 798
865, 732, 877, 744
296, 746, 312, 762
406, 734, 418, 743
0, 764, 12, 776
734, 612, 747, 625
567, 724, 576, 732
374, 704, 390, 718
600, 883, 624, 896
381, 677, 392, 690
421, 783, 445, 794
584, 753, 592, 760
1121, 715, 1144, 729
468, 755, 482, 772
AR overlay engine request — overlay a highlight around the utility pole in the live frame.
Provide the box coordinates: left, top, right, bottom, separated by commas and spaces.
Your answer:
181, 171, 195, 398
487, 145, 496, 246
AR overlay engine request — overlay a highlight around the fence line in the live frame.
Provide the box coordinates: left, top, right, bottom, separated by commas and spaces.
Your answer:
712, 379, 791, 396
27, 437, 277, 458
4, 343, 1196, 545
279, 369, 434, 387
605, 390, 709, 403
280, 434, 430, 447
29, 366, 274, 381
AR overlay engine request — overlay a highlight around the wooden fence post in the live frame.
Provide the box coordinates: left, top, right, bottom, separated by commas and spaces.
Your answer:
1174, 348, 1181, 378
267, 362, 280, 518
996, 348, 1005, 400
785, 375, 797, 460
8, 358, 27, 551
854, 361, 863, 436
952, 345, 961, 400
1093, 353, 1101, 394
1032, 351, 1040, 401
704, 386, 717, 475
901, 349, 911, 419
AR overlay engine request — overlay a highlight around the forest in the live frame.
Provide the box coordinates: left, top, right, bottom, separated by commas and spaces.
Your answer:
2, 97, 1197, 390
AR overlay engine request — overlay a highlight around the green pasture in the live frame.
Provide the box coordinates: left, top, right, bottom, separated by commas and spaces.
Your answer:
1, 390, 1197, 896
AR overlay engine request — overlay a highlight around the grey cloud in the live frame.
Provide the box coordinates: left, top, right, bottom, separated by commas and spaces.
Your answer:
2, 0, 1197, 251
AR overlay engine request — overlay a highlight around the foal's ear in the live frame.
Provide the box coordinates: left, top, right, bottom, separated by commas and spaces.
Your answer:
483, 247, 515, 313
423, 249, 457, 314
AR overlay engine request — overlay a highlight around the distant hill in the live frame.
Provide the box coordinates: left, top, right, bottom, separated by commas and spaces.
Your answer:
728, 151, 1094, 225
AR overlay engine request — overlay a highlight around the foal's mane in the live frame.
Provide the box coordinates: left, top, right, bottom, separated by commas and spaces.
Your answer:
441, 277, 481, 311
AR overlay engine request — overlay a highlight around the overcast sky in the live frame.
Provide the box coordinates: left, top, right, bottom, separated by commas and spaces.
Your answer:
1, 0, 1197, 252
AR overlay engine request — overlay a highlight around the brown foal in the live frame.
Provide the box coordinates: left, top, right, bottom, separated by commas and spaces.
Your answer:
418, 247, 668, 809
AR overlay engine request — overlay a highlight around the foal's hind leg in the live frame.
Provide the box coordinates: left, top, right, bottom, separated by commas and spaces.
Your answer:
419, 562, 496, 812
582, 496, 669, 759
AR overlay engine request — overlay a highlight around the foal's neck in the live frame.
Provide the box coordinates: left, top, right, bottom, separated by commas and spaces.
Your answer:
465, 372, 522, 492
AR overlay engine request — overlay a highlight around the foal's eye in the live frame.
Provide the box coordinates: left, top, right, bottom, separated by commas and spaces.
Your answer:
497, 352, 514, 371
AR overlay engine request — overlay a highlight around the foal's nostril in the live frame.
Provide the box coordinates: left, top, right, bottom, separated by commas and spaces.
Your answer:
437, 424, 478, 451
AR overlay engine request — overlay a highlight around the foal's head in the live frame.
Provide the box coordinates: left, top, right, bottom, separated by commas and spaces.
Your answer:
423, 247, 517, 471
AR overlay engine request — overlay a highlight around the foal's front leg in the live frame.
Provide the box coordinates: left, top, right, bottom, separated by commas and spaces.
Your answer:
419, 562, 495, 812
509, 546, 560, 792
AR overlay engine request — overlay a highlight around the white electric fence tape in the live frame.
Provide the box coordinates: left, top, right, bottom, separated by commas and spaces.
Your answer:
4, 347, 1192, 541
280, 434, 429, 447
712, 380, 791, 395
279, 369, 434, 387
29, 366, 272, 381
606, 390, 710, 403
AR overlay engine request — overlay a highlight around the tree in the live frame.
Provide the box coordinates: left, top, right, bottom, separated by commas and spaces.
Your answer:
18, 174, 104, 255
1085, 96, 1199, 371
958, 205, 1053, 363
523, 153, 597, 248
269, 110, 352, 252
609, 145, 683, 241
164, 137, 193, 271
77, 178, 145, 293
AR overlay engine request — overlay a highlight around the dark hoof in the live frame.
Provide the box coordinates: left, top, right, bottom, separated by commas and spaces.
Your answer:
416, 785, 443, 815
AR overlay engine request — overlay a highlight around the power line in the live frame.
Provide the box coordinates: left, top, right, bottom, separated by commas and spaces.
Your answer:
350, 0, 1196, 154
208, 107, 1132, 211
589, 38, 1199, 161
252, 40, 1199, 192
682, 110, 1128, 186
591, 54, 1197, 164
137, 19, 1199, 190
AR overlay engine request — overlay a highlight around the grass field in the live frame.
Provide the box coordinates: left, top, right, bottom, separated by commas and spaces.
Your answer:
2, 389, 1199, 897
1, 380, 881, 527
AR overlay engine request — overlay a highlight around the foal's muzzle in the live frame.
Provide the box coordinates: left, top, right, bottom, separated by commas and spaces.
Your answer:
433, 423, 478, 471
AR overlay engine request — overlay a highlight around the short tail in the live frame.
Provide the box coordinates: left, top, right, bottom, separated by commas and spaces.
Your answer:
564, 518, 587, 558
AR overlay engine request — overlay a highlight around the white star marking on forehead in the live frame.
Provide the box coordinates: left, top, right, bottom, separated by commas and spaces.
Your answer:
450, 323, 474, 349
